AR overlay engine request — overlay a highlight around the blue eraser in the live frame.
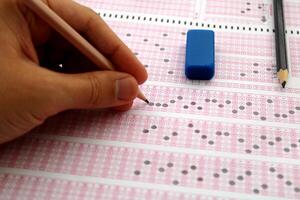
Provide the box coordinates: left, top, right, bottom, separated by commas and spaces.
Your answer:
185, 30, 215, 80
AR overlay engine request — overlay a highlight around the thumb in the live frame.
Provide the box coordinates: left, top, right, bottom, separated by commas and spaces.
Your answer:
52, 71, 139, 111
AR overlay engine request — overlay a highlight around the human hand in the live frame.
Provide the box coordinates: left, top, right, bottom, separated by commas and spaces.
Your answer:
0, 0, 148, 143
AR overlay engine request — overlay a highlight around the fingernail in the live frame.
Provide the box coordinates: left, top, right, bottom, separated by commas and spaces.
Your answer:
116, 77, 137, 101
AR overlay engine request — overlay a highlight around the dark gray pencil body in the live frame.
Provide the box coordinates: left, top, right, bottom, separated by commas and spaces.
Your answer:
273, 0, 288, 88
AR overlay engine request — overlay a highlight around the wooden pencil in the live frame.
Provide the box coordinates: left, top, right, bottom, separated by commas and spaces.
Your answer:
273, 0, 288, 88
24, 0, 149, 103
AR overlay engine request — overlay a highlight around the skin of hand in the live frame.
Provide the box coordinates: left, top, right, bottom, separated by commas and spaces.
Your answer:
0, 0, 148, 143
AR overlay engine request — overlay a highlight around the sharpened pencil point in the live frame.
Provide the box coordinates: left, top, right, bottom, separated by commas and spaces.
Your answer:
144, 99, 150, 104
281, 81, 286, 88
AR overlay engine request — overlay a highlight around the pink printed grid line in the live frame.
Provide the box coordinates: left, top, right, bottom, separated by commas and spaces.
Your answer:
206, 0, 267, 18
1, 138, 300, 199
76, 0, 195, 18
284, 1, 300, 27
0, 174, 238, 200
138, 85, 300, 124
107, 21, 277, 85
289, 37, 300, 78
31, 110, 300, 159
204, 0, 273, 25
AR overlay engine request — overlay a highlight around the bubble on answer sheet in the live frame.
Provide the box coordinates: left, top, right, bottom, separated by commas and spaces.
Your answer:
190, 101, 196, 105
261, 16, 267, 22
237, 176, 244, 181
245, 171, 252, 176
286, 181, 292, 186
289, 110, 295, 114
296, 106, 300, 110
275, 137, 282, 142
205, 98, 210, 102
126, 33, 131, 37
269, 167, 276, 172
253, 111, 259, 115
282, 114, 288, 118
212, 99, 217, 103
261, 117, 267, 121
239, 106, 245, 110
149, 102, 154, 106
151, 125, 157, 129
208, 140, 214, 145
167, 162, 174, 168
246, 102, 252, 106
277, 174, 284, 179
240, 73, 246, 77
172, 180, 179, 185
260, 135, 267, 140
253, 144, 259, 149
197, 177, 203, 182
183, 105, 189, 109
221, 168, 228, 173
267, 99, 273, 103
213, 173, 220, 178
274, 113, 281, 117
164, 59, 169, 62
158, 167, 165, 172
163, 136, 170, 141
181, 170, 188, 175
168, 71, 174, 74
143, 38, 148, 42
155, 43, 159, 47
232, 110, 238, 114
291, 143, 297, 148
177, 96, 183, 100
238, 138, 245, 143
197, 106, 203, 110
253, 189, 260, 194
245, 149, 252, 154
194, 129, 200, 134
191, 165, 197, 170
201, 135, 207, 139
253, 63, 259, 66
155, 103, 161, 107
143, 129, 149, 133
225, 100, 231, 104
284, 148, 290, 152
268, 141, 275, 146
134, 170, 141, 175
160, 47, 165, 51
218, 104, 224, 108
163, 33, 168, 37
295, 187, 300, 192
216, 131, 222, 136
188, 123, 193, 128
144, 160, 151, 165
253, 70, 259, 74
172, 132, 178, 136
144, 64, 149, 68
229, 180, 235, 186
170, 100, 176, 103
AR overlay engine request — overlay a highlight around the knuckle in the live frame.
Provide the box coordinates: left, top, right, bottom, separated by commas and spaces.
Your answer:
86, 74, 103, 107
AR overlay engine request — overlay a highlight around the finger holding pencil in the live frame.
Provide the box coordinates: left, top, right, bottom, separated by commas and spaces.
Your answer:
24, 0, 149, 103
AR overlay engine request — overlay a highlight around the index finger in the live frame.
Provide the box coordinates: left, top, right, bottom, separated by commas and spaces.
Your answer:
42, 0, 147, 84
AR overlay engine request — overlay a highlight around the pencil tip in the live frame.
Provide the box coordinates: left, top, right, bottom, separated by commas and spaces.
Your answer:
282, 81, 286, 88
144, 99, 150, 104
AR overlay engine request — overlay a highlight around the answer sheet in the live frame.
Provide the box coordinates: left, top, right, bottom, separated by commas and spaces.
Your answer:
1, 0, 300, 199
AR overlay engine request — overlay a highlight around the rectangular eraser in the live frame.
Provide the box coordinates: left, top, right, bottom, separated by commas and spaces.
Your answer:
185, 30, 215, 80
